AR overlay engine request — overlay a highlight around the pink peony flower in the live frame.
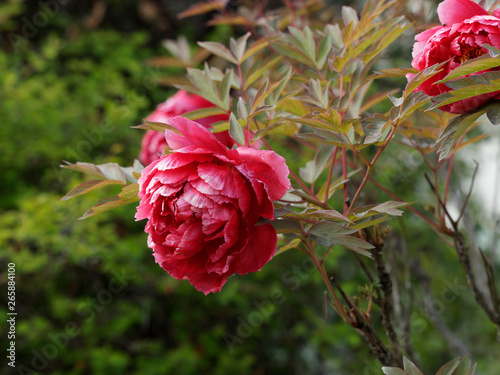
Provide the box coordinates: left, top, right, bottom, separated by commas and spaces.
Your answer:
408, 0, 500, 114
135, 116, 291, 294
139, 90, 230, 165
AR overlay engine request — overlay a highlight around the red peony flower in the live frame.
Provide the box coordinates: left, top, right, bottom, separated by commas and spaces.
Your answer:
408, 0, 500, 114
135, 116, 291, 294
139, 90, 230, 165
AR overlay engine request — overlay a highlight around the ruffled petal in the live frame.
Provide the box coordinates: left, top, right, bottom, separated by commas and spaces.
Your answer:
232, 147, 291, 201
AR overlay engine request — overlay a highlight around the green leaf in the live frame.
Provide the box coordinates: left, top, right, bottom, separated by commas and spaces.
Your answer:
275, 238, 302, 256
237, 97, 248, 120
219, 69, 234, 110
308, 221, 374, 258
434, 110, 484, 161
325, 24, 344, 49
317, 33, 332, 69
349, 201, 409, 220
341, 6, 358, 27
486, 101, 500, 125
252, 119, 286, 140
61, 179, 126, 201
435, 358, 460, 375
182, 106, 228, 121
117, 183, 139, 200
229, 32, 251, 63
251, 77, 287, 112
405, 61, 447, 99
299, 144, 334, 184
382, 367, 408, 375
187, 66, 225, 109
453, 356, 473, 375
61, 161, 106, 180
429, 77, 500, 110
133, 120, 182, 135
245, 55, 284, 89
305, 209, 353, 223
271, 219, 302, 234
272, 40, 315, 67
79, 196, 139, 220
229, 113, 246, 145
96, 163, 128, 183
241, 35, 280, 63
288, 26, 316, 64
197, 41, 238, 65
403, 357, 424, 375
436, 55, 500, 84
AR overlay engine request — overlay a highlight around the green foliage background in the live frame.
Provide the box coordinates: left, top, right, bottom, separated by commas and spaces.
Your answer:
0, 1, 499, 374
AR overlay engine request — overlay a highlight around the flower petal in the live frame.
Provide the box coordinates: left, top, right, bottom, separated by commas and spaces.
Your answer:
234, 223, 277, 274
232, 147, 291, 201
437, 0, 487, 26
164, 116, 228, 154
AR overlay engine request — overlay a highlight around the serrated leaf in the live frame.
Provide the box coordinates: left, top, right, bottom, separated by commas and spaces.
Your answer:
61, 179, 126, 201
229, 113, 246, 145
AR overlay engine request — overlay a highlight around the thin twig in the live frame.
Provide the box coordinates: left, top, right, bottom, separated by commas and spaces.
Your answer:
371, 239, 404, 368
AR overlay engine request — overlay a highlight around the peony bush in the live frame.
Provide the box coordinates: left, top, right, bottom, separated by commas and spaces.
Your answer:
62, 0, 500, 372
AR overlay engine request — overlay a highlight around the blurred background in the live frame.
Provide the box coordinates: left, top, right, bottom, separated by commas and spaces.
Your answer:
1, 0, 499, 374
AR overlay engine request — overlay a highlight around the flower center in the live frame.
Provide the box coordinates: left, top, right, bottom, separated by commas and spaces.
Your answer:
459, 44, 486, 63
